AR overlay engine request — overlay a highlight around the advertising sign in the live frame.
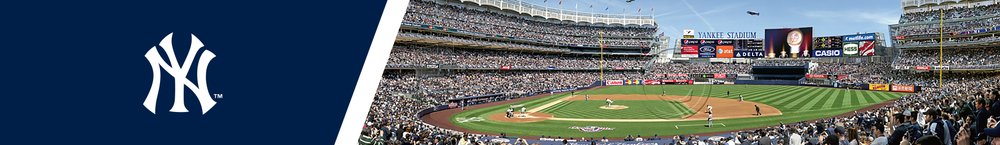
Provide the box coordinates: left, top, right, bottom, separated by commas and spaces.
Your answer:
838, 75, 849, 80
764, 27, 813, 58
501, 66, 511, 69
806, 75, 827, 78
915, 66, 930, 70
891, 85, 915, 92
643, 80, 661, 85
681, 45, 699, 58
843, 42, 859, 56
606, 80, 623, 85
813, 49, 843, 57
859, 41, 875, 56
716, 45, 734, 58
869, 84, 890, 91
714, 74, 727, 78
623, 80, 634, 85
699, 45, 717, 58
843, 33, 876, 42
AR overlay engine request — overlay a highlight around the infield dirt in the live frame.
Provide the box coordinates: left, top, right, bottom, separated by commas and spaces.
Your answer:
488, 94, 781, 123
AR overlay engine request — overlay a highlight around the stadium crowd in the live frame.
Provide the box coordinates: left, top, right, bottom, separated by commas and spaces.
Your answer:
895, 49, 1000, 67
646, 63, 752, 74
898, 4, 1000, 24
403, 0, 655, 47
810, 62, 892, 75
896, 36, 1000, 46
397, 32, 570, 52
894, 17, 1000, 36
386, 45, 651, 69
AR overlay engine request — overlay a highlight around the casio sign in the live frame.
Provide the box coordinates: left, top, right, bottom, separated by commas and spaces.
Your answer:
814, 49, 842, 57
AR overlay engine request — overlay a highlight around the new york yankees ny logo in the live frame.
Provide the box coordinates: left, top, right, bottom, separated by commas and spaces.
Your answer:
143, 33, 217, 114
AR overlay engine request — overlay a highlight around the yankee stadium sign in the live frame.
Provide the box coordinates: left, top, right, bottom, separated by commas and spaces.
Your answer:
697, 32, 757, 39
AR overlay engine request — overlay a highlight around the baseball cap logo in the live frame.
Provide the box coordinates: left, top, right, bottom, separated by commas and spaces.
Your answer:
143, 33, 218, 115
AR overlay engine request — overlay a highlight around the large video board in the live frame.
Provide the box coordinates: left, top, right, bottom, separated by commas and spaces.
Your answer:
764, 27, 813, 58
679, 39, 763, 58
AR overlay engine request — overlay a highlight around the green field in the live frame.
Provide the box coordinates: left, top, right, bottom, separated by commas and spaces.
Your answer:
448, 85, 909, 138
540, 100, 695, 119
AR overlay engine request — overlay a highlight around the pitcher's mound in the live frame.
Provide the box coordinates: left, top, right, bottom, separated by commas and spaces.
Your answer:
599, 105, 629, 110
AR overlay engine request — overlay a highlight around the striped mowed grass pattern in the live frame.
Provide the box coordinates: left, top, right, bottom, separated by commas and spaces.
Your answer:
539, 100, 695, 119
450, 85, 908, 138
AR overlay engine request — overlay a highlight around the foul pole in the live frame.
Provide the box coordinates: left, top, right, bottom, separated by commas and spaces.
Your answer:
600, 31, 605, 82
939, 9, 943, 87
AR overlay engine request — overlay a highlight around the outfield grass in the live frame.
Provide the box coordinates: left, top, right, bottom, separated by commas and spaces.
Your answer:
449, 85, 908, 138
539, 100, 694, 119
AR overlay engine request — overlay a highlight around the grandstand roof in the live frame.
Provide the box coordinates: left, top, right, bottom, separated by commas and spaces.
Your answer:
457, 0, 656, 26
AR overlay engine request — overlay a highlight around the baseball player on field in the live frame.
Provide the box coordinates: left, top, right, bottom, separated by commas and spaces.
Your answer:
708, 112, 713, 127
707, 105, 713, 114
585, 95, 589, 101
506, 108, 513, 118
520, 107, 526, 117
739, 95, 743, 102
606, 98, 613, 107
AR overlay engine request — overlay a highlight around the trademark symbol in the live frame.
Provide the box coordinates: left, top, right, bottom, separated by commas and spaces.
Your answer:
214, 94, 223, 99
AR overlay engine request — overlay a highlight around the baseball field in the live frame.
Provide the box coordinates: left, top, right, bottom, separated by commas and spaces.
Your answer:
436, 85, 908, 138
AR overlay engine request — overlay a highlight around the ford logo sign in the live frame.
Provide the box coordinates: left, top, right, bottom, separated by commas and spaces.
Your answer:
700, 46, 716, 52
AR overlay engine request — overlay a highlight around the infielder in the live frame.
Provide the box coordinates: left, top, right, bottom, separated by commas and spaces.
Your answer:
755, 105, 761, 115
585, 95, 589, 101
707, 105, 713, 114
521, 107, 525, 117
662, 91, 666, 96
739, 95, 744, 102
708, 112, 713, 127
606, 98, 613, 107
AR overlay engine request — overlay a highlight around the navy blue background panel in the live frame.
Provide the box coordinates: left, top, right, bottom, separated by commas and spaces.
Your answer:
1, 1, 386, 144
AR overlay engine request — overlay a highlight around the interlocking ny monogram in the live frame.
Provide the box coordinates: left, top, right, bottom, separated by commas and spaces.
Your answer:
143, 33, 217, 114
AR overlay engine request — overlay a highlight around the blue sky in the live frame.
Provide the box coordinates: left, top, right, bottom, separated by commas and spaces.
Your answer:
520, 0, 901, 42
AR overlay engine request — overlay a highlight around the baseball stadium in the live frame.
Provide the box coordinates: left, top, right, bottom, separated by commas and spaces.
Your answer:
361, 0, 1000, 145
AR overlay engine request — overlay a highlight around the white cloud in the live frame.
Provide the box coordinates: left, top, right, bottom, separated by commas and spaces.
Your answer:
803, 10, 899, 25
